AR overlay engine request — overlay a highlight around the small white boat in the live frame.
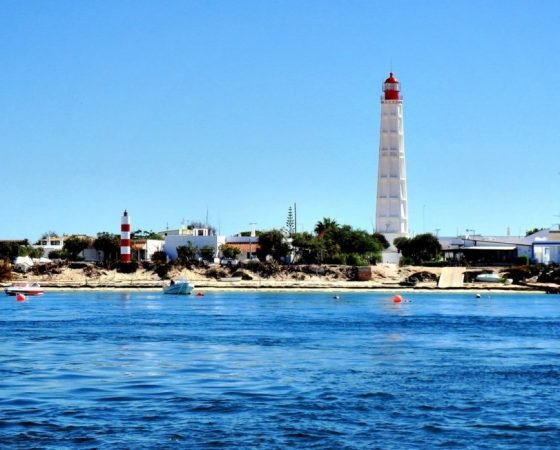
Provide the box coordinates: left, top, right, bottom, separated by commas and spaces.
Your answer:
475, 273, 503, 283
163, 279, 194, 295
5, 282, 44, 296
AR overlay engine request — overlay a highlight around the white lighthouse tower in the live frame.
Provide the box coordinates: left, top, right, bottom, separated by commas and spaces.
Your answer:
375, 72, 408, 263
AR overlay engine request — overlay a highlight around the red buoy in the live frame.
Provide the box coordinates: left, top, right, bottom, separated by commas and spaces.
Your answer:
392, 295, 402, 303
196, 292, 204, 297
16, 293, 26, 302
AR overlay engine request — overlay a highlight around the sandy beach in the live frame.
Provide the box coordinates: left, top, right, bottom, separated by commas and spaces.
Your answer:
2, 264, 553, 293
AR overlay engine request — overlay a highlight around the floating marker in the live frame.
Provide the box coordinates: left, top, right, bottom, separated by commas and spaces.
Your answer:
16, 293, 26, 302
393, 295, 402, 303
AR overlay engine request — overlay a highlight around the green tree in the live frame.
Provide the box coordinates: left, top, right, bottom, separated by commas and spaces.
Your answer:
220, 245, 241, 260
257, 230, 290, 261
199, 245, 216, 261
291, 231, 323, 264
0, 240, 27, 261
525, 227, 543, 237
372, 232, 390, 250
286, 206, 295, 236
177, 243, 197, 264
314, 217, 338, 238
394, 233, 442, 265
131, 229, 163, 240
63, 236, 92, 261
93, 232, 120, 263
18, 245, 44, 259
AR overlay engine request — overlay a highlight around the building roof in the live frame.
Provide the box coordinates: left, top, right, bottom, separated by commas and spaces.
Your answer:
444, 246, 517, 251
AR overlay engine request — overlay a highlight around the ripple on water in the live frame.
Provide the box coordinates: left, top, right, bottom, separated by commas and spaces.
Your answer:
2, 291, 560, 449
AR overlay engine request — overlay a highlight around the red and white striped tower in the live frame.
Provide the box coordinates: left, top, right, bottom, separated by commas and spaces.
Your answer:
120, 210, 131, 263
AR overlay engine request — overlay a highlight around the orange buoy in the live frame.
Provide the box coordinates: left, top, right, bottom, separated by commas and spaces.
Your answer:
16, 293, 26, 302
392, 295, 402, 303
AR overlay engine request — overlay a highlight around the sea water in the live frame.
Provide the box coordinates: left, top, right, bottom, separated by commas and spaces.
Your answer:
1, 291, 560, 449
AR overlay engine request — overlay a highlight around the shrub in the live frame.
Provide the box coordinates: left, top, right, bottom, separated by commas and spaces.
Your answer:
206, 267, 228, 279
346, 253, 370, 266
151, 251, 167, 264
514, 256, 530, 266
399, 256, 415, 267
0, 260, 12, 281
154, 264, 170, 279
117, 261, 139, 273
49, 249, 68, 260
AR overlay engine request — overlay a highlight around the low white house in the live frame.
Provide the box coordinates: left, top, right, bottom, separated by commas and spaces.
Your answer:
35, 235, 64, 258
164, 234, 226, 261
132, 239, 165, 261
532, 230, 560, 264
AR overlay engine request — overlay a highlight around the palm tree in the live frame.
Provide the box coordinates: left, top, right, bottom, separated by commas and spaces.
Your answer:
314, 218, 338, 238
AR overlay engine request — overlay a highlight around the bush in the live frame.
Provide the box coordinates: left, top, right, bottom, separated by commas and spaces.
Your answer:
232, 270, 253, 280
346, 253, 370, 266
117, 261, 139, 273
151, 251, 167, 264
0, 260, 12, 281
241, 259, 264, 273
399, 256, 415, 267
206, 267, 228, 279
154, 264, 170, 279
49, 249, 68, 260
514, 256, 530, 266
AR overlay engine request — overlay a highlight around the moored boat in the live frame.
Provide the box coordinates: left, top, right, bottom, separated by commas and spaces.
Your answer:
163, 279, 194, 295
475, 273, 503, 283
5, 282, 44, 296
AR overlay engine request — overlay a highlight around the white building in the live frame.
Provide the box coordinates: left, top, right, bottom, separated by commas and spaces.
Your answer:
375, 72, 408, 264
439, 229, 553, 265
132, 239, 165, 261
35, 235, 64, 258
164, 233, 226, 261
532, 230, 560, 264
160, 226, 211, 237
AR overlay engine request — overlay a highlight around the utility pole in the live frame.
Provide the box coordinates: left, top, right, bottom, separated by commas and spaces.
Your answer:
249, 222, 257, 259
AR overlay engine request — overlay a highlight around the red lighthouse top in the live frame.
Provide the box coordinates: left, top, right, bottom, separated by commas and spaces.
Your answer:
383, 72, 401, 100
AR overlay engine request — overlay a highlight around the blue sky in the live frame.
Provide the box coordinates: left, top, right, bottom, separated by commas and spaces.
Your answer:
2, 0, 559, 240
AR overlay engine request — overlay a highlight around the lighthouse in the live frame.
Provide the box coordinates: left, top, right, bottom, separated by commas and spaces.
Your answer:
375, 72, 408, 263
120, 210, 131, 263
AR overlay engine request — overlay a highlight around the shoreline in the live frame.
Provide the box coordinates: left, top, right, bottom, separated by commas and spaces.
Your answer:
2, 280, 550, 294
